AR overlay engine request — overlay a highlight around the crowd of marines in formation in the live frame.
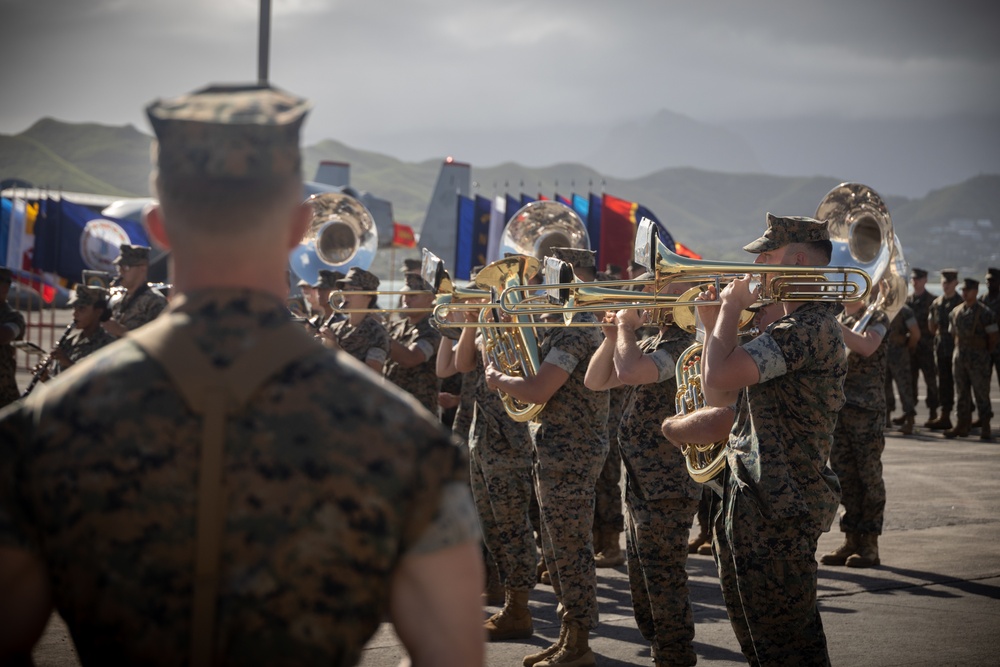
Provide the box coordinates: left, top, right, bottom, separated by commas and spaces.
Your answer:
1, 81, 998, 667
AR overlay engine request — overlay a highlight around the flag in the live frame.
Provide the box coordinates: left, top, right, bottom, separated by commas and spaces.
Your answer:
454, 195, 476, 280
505, 194, 521, 223
634, 204, 675, 253
587, 193, 602, 264
33, 197, 150, 284
486, 195, 505, 263
472, 195, 492, 271
4, 197, 32, 269
673, 242, 702, 259
520, 193, 535, 207
600, 194, 636, 272
556, 194, 572, 207
392, 222, 417, 248
572, 193, 589, 221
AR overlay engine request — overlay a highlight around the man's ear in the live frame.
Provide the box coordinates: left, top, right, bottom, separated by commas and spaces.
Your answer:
144, 204, 172, 251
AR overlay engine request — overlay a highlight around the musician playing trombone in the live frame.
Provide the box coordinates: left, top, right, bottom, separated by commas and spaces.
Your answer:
384, 272, 442, 417
583, 277, 700, 667
695, 214, 845, 667
317, 266, 390, 373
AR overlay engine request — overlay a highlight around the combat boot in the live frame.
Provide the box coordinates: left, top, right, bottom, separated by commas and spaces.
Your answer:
523, 623, 568, 667
687, 530, 710, 554
846, 533, 880, 568
485, 589, 533, 641
922, 408, 938, 428
900, 414, 915, 436
980, 420, 992, 442
943, 418, 971, 439
927, 410, 952, 430
697, 541, 714, 556
971, 416, 982, 428
536, 621, 595, 667
884, 413, 893, 428
891, 414, 907, 425
594, 531, 625, 568
820, 532, 860, 566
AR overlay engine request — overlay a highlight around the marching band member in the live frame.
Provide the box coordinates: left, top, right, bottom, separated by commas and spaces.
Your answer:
384, 273, 442, 416
102, 244, 167, 337
318, 266, 389, 373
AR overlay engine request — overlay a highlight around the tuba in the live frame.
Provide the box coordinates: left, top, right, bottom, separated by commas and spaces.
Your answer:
289, 192, 378, 286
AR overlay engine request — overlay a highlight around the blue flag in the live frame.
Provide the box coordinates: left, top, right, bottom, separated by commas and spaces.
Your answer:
472, 195, 492, 274
454, 195, 476, 280
33, 198, 150, 284
520, 193, 535, 208
587, 193, 602, 264
571, 193, 589, 221
505, 194, 521, 223
634, 204, 675, 253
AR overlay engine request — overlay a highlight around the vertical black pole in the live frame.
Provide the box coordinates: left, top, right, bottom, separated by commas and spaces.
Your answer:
258, 0, 271, 85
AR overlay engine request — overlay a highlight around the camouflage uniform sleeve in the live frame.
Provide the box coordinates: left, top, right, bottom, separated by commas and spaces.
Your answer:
742, 332, 788, 383
413, 318, 442, 360
646, 346, 676, 383
0, 402, 35, 552
542, 327, 590, 374
1, 306, 26, 339
362, 317, 390, 365
406, 482, 481, 555
903, 309, 918, 330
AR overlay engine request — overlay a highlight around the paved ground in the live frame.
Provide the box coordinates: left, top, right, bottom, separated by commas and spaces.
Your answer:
26, 380, 1000, 666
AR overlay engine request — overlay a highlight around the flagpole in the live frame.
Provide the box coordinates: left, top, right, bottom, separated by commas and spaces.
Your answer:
258, 0, 271, 85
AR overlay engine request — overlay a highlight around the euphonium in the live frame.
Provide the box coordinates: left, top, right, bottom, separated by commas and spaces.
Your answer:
674, 343, 727, 495
473, 255, 545, 422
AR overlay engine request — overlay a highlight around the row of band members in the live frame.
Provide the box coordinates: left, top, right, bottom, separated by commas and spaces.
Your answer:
1, 83, 998, 667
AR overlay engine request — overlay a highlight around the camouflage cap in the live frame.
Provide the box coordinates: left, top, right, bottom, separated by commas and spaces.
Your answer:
114, 244, 151, 266
68, 284, 110, 307
313, 269, 345, 290
743, 213, 830, 254
401, 258, 422, 274
985, 267, 999, 281
295, 278, 311, 288
0, 267, 12, 284
402, 272, 433, 292
336, 266, 380, 292
146, 83, 311, 180
910, 267, 928, 279
960, 277, 979, 291
548, 247, 596, 269
940, 268, 959, 282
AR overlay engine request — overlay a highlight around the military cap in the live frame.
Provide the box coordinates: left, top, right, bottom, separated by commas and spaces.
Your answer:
0, 267, 12, 284
146, 83, 311, 180
68, 284, 110, 307
548, 247, 596, 269
606, 263, 622, 275
910, 267, 928, 279
960, 277, 979, 291
336, 266, 380, 292
743, 213, 830, 254
402, 272, 433, 292
313, 269, 344, 290
940, 268, 959, 282
985, 268, 1000, 281
401, 258, 422, 274
114, 244, 151, 266
295, 278, 311, 288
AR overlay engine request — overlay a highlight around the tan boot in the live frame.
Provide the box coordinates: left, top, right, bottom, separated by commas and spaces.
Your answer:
820, 532, 859, 566
484, 567, 505, 606
927, 411, 952, 430
536, 621, 595, 667
687, 531, 710, 554
485, 589, 533, 641
922, 408, 938, 428
943, 418, 971, 439
594, 531, 625, 568
523, 624, 568, 667
980, 420, 992, 442
697, 541, 714, 556
900, 414, 914, 436
846, 533, 880, 568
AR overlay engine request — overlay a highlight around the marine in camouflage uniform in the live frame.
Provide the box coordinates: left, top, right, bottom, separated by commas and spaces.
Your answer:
883, 304, 919, 434
926, 270, 964, 430
485, 247, 610, 666
944, 278, 999, 440
319, 267, 390, 373
587, 304, 700, 667
383, 274, 443, 417
50, 286, 117, 377
822, 305, 890, 569
0, 83, 484, 666
593, 387, 625, 566
702, 215, 845, 667
905, 268, 939, 423
106, 244, 168, 335
0, 267, 27, 407
978, 268, 1000, 395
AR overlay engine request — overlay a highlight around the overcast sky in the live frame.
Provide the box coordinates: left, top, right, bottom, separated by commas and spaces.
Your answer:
2, 0, 998, 163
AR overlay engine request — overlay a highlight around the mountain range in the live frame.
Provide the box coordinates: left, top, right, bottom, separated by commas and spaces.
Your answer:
2, 116, 998, 281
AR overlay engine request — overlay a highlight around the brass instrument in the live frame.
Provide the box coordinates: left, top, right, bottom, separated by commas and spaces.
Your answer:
674, 343, 726, 496
500, 200, 590, 259
289, 192, 378, 287
22, 323, 74, 397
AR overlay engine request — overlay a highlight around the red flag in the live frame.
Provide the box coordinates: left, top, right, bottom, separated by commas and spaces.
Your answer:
673, 242, 702, 259
599, 194, 637, 271
392, 222, 417, 248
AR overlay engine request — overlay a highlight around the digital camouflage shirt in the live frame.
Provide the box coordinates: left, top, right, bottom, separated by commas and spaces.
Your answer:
618, 326, 700, 502
728, 301, 845, 532
51, 327, 117, 376
906, 290, 934, 340
327, 314, 390, 367
839, 309, 889, 411
110, 283, 168, 331
0, 301, 26, 406
950, 300, 999, 354
383, 315, 442, 415
0, 289, 476, 667
929, 292, 963, 341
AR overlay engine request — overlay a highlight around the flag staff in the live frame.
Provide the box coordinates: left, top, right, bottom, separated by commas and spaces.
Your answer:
258, 0, 271, 85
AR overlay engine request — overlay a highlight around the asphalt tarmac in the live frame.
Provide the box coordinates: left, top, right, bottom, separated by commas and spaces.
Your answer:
28, 392, 1000, 667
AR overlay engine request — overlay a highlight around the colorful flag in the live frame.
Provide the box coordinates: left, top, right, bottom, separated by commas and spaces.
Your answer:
520, 193, 535, 207
634, 204, 676, 253
600, 194, 637, 272
32, 197, 149, 284
572, 193, 589, 221
673, 242, 702, 259
472, 195, 492, 272
556, 194, 572, 207
392, 222, 417, 248
587, 193, 603, 264
454, 195, 476, 279
486, 195, 506, 263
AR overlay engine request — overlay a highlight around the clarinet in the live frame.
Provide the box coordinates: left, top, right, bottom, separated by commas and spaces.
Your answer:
22, 323, 74, 397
